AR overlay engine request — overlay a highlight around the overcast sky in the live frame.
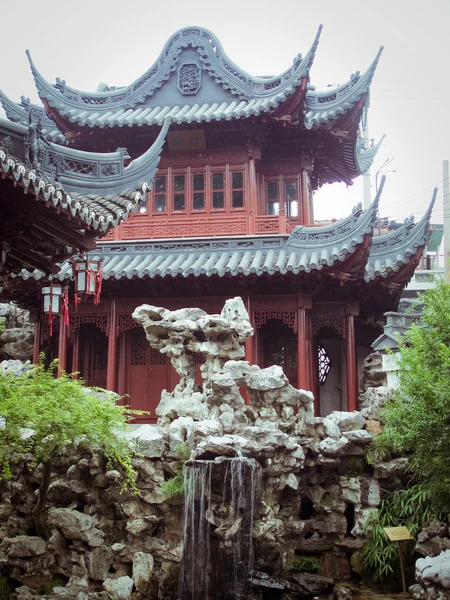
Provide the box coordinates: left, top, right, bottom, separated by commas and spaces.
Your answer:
1, 0, 449, 224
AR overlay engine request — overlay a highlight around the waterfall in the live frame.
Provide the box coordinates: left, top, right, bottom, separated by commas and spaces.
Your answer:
179, 456, 261, 600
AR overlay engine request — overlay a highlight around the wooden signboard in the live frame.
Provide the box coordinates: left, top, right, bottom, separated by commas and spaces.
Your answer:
383, 526, 413, 593
383, 526, 413, 542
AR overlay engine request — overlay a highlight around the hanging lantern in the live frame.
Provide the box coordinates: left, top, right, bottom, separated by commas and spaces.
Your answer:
71, 256, 104, 308
41, 283, 63, 337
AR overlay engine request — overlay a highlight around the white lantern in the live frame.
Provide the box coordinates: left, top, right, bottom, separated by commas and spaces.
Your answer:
41, 284, 62, 315
72, 256, 103, 306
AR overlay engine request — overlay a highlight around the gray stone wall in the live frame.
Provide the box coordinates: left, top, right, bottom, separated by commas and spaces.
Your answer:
0, 303, 34, 362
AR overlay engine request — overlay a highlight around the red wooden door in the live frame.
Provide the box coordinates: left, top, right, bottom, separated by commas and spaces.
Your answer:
128, 329, 175, 423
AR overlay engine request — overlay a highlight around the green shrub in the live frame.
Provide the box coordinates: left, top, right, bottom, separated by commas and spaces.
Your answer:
0, 358, 143, 537
0, 317, 5, 334
292, 556, 322, 574
161, 474, 184, 497
362, 485, 444, 582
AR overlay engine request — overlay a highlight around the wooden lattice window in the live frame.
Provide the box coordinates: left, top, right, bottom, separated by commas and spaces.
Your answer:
154, 176, 167, 213
192, 173, 205, 211
150, 348, 166, 365
131, 329, 147, 366
212, 172, 225, 209
265, 176, 300, 217
231, 171, 244, 208
318, 344, 332, 385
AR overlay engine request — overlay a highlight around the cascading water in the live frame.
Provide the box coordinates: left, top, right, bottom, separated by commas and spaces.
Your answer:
179, 455, 261, 600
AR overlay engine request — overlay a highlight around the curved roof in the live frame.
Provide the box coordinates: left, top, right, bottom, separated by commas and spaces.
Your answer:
365, 187, 437, 282
304, 47, 383, 130
0, 117, 169, 232
18, 196, 379, 282
26, 26, 322, 127
0, 90, 65, 143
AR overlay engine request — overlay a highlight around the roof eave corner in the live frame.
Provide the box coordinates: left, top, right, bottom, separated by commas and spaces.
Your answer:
357, 134, 386, 175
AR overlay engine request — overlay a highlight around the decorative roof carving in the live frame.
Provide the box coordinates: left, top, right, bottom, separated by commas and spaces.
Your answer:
0, 116, 170, 232
304, 47, 383, 130
26, 26, 322, 117
365, 186, 437, 282
0, 89, 66, 144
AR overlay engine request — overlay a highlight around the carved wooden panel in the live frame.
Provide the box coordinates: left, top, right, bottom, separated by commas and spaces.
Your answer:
121, 218, 247, 239
69, 315, 109, 336
42, 321, 59, 342
311, 317, 344, 336
118, 314, 141, 332
255, 216, 281, 234
131, 329, 147, 366
254, 310, 297, 332
150, 347, 166, 365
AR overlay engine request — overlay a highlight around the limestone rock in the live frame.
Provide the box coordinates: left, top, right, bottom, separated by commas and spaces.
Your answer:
85, 546, 115, 581
127, 424, 166, 458
0, 535, 47, 558
318, 437, 349, 457
103, 576, 134, 600
0, 359, 33, 376
416, 550, 450, 589
327, 411, 366, 432
48, 508, 104, 547
373, 457, 409, 479
132, 551, 154, 593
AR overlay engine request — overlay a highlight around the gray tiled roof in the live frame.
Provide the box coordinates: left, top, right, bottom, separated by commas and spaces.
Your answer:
365, 188, 437, 282
0, 117, 170, 231
24, 29, 381, 135
304, 47, 383, 130
0, 90, 65, 143
26, 26, 321, 128
18, 195, 380, 282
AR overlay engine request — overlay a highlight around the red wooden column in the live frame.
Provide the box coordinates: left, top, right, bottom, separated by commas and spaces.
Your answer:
345, 308, 358, 412
106, 300, 118, 392
71, 328, 79, 376
57, 316, 68, 377
117, 331, 128, 399
297, 294, 312, 391
247, 145, 260, 235
32, 316, 41, 364
300, 158, 313, 225
244, 297, 254, 365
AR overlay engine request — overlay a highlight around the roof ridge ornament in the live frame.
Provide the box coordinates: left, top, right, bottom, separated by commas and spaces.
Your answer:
304, 46, 384, 131
365, 186, 438, 282
25, 26, 322, 113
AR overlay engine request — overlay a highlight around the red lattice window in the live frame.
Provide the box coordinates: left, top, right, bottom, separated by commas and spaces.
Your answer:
131, 329, 147, 366
318, 344, 332, 385
150, 348, 166, 365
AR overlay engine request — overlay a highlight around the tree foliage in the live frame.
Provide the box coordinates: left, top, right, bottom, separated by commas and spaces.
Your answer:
362, 280, 450, 583
375, 279, 450, 509
0, 359, 141, 537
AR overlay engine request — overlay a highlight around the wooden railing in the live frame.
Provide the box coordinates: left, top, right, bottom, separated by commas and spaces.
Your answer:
101, 212, 301, 241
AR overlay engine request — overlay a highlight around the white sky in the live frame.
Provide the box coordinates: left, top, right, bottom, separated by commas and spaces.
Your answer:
1, 0, 449, 223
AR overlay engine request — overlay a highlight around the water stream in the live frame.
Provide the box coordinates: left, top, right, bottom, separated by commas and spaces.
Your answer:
179, 455, 261, 600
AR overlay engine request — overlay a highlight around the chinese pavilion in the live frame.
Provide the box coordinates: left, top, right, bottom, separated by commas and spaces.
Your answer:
0, 26, 435, 421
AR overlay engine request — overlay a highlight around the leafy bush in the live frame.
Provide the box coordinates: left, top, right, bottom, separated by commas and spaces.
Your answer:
161, 474, 184, 497
0, 317, 5, 334
292, 556, 322, 574
361, 484, 444, 582
362, 281, 450, 583
160, 444, 191, 497
0, 358, 142, 537
374, 280, 450, 509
